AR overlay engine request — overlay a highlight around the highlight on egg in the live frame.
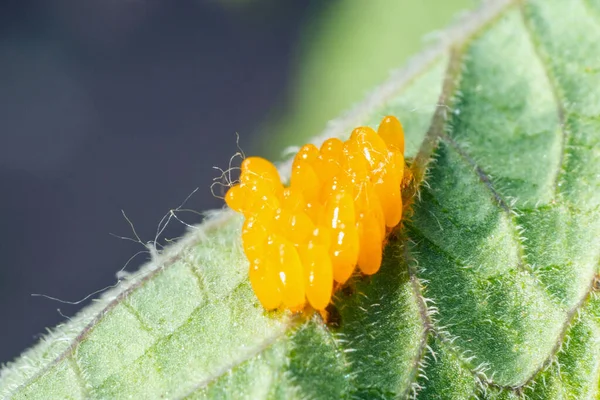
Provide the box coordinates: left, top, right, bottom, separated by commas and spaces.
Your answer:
225, 115, 410, 312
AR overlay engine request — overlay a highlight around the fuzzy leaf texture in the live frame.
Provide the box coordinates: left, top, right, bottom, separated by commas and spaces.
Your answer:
3, 0, 600, 398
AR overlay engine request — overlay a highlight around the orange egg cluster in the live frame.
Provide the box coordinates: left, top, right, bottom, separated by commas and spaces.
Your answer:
225, 115, 408, 312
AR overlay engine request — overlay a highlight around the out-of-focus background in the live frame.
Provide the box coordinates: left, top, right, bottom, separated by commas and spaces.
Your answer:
0, 0, 473, 364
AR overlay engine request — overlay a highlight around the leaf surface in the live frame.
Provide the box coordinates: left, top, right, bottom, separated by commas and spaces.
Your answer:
2, 0, 600, 398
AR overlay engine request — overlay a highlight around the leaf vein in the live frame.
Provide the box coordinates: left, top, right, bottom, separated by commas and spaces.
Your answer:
9, 212, 237, 396
403, 270, 433, 399
409, 223, 600, 390
67, 356, 90, 399
178, 321, 295, 399
401, 44, 466, 398
517, 272, 599, 390
439, 134, 536, 279
121, 301, 158, 338
518, 1, 568, 199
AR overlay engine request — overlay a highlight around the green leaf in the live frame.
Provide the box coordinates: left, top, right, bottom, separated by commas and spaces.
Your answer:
3, 0, 600, 398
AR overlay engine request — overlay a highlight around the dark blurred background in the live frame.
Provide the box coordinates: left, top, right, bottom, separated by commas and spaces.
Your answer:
0, 0, 472, 364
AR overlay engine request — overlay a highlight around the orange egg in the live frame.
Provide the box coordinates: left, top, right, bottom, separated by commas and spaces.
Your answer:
328, 223, 360, 284
290, 160, 320, 203
297, 238, 333, 311
224, 184, 245, 213
294, 143, 320, 164
321, 188, 355, 231
321, 190, 359, 283
245, 188, 280, 219
319, 174, 352, 205
313, 157, 343, 185
303, 200, 322, 225
273, 208, 316, 246
356, 212, 383, 275
240, 157, 284, 200
281, 186, 306, 212
342, 141, 370, 184
320, 138, 344, 161
355, 181, 386, 237
372, 165, 403, 228
349, 126, 389, 170
248, 258, 282, 310
224, 180, 280, 218
388, 149, 406, 184
377, 115, 405, 154
241, 215, 268, 261
266, 234, 306, 311
240, 156, 281, 184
